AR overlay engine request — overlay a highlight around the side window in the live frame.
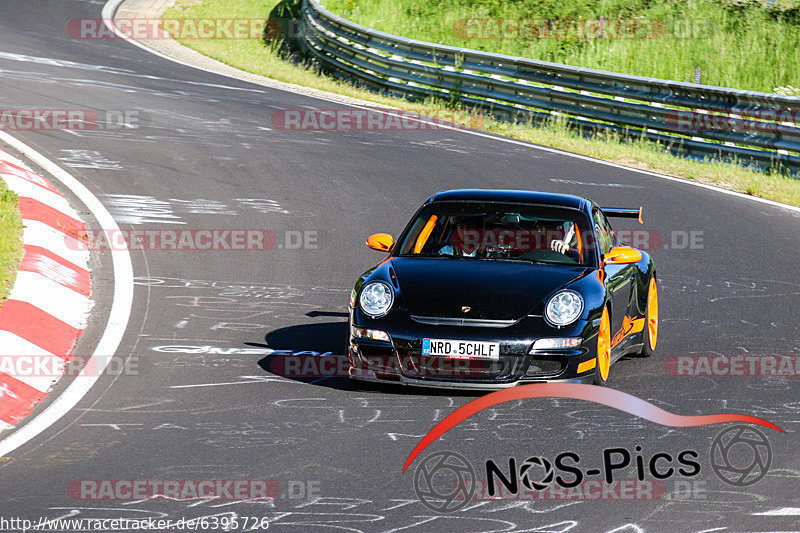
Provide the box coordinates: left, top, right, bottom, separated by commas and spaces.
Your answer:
592, 209, 614, 255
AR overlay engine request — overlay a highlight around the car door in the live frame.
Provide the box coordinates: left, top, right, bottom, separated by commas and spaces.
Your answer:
593, 208, 635, 346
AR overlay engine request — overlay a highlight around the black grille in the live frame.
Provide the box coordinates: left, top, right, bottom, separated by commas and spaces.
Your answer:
525, 359, 564, 377
354, 345, 397, 372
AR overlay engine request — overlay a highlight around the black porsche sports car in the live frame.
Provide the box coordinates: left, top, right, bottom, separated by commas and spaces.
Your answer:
347, 189, 658, 388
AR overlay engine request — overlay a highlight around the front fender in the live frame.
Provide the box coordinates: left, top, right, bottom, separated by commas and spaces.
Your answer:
561, 269, 608, 328
631, 250, 656, 316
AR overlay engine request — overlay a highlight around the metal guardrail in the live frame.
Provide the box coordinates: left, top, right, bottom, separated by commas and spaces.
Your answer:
299, 0, 800, 174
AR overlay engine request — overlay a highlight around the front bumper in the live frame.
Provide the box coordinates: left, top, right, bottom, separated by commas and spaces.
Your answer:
348, 311, 599, 390
348, 365, 594, 390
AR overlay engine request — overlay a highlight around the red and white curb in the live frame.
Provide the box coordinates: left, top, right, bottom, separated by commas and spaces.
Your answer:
0, 149, 93, 428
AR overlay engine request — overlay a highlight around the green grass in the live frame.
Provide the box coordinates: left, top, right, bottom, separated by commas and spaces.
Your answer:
162, 0, 800, 208
0, 179, 22, 303
324, 0, 800, 93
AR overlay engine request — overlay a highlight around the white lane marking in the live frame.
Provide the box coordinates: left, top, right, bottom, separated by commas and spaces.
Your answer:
103, 0, 201, 63
22, 221, 89, 269
0, 131, 134, 458
752, 507, 800, 516
7, 272, 92, 330
103, 0, 800, 217
2, 174, 81, 219
0, 48, 269, 94
0, 50, 137, 74
551, 178, 645, 189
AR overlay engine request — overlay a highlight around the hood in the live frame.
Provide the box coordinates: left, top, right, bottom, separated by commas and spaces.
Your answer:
389, 257, 588, 321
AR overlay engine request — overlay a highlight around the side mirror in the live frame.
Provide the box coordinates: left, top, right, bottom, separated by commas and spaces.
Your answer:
603, 246, 642, 265
366, 233, 394, 252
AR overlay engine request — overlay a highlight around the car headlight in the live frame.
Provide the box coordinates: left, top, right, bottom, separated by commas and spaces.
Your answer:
359, 281, 394, 318
545, 290, 584, 327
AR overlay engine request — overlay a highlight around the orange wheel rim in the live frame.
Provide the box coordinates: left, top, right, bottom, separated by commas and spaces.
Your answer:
597, 308, 611, 381
647, 278, 658, 351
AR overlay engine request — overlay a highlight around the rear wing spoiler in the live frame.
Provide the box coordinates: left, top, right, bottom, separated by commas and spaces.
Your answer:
601, 207, 643, 224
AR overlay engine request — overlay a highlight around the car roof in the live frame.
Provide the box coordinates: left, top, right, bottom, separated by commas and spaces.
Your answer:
426, 189, 589, 210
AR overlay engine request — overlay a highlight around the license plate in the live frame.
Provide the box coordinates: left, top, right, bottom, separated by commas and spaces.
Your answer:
422, 338, 500, 359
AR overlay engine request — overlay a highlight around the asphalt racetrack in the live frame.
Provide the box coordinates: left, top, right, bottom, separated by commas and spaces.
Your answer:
0, 1, 799, 531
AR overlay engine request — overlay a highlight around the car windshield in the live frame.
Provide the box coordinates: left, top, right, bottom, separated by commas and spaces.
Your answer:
396, 201, 593, 265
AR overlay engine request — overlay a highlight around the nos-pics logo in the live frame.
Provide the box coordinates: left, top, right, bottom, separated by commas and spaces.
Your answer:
413, 425, 772, 513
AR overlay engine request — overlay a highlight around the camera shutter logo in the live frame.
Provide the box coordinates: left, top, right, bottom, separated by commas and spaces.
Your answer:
413, 451, 475, 512
519, 456, 554, 491
710, 425, 772, 486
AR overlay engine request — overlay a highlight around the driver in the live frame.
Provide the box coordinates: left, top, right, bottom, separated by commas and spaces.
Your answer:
549, 221, 579, 257
439, 216, 480, 257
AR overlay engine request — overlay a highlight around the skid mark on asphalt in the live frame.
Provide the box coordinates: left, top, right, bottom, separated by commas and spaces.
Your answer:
36, 493, 799, 532
408, 139, 472, 154
166, 198, 236, 215
104, 194, 182, 224
133, 276, 347, 330
133, 277, 348, 298
58, 149, 123, 170
660, 275, 800, 302
234, 198, 289, 214
104, 196, 291, 224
